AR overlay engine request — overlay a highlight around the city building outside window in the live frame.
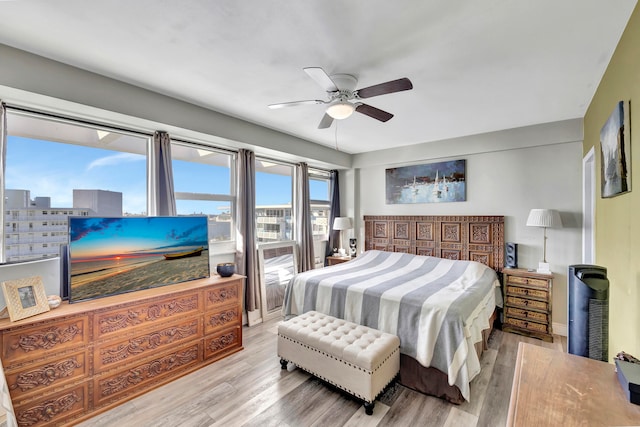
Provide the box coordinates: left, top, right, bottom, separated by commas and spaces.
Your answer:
4, 111, 148, 262
309, 168, 331, 242
255, 158, 293, 243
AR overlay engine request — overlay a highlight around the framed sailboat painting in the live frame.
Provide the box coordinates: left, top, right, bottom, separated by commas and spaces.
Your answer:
600, 100, 631, 198
385, 159, 466, 204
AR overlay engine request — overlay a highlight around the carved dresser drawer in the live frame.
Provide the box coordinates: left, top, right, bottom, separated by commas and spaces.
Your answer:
502, 268, 553, 342
1, 317, 88, 367
94, 316, 202, 374
13, 382, 89, 427
205, 280, 241, 311
93, 341, 202, 408
205, 304, 241, 335
204, 325, 242, 361
93, 291, 203, 341
5, 350, 88, 401
0, 275, 244, 426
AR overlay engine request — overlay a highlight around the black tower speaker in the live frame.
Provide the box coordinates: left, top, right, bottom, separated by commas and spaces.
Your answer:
505, 242, 518, 268
59, 244, 70, 300
349, 238, 357, 257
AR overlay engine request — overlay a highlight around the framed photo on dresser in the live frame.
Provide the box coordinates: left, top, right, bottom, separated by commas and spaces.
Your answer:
1, 276, 50, 322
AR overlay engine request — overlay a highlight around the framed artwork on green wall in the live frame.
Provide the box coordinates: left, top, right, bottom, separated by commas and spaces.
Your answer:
600, 100, 631, 198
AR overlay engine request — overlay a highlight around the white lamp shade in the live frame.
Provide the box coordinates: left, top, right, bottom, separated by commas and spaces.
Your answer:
326, 100, 355, 120
526, 209, 562, 228
333, 217, 352, 230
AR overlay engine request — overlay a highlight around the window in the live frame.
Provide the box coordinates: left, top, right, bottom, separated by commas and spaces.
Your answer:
255, 159, 293, 243
171, 142, 235, 244
309, 168, 332, 241
4, 111, 148, 262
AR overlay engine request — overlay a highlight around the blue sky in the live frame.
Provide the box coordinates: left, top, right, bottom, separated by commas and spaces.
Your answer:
6, 136, 328, 214
70, 216, 209, 259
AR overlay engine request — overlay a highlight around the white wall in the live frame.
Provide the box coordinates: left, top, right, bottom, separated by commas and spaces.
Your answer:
347, 120, 584, 334
0, 258, 61, 308
0, 43, 350, 171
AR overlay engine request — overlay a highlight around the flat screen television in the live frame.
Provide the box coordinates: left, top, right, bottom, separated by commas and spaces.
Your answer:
68, 216, 210, 303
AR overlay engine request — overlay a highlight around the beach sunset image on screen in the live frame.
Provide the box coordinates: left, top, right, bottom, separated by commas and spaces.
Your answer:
68, 216, 210, 303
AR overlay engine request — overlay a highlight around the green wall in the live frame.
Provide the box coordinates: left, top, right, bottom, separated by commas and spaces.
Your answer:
584, 3, 640, 359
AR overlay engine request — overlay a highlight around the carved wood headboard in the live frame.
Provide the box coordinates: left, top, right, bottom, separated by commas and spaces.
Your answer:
363, 215, 505, 272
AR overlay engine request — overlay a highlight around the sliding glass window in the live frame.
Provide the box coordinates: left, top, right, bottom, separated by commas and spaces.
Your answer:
170, 142, 235, 245
4, 111, 148, 262
308, 168, 331, 242
255, 158, 293, 243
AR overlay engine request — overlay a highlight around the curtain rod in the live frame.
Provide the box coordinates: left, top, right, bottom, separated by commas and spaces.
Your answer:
6, 103, 332, 173
5, 104, 153, 138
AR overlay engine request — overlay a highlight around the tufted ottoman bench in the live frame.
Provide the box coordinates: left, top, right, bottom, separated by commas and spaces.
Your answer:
277, 311, 400, 415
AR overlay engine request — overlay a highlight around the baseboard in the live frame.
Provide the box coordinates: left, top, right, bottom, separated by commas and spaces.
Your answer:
553, 322, 567, 337
247, 309, 263, 326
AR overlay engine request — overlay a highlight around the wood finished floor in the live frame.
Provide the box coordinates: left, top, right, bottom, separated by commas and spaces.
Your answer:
79, 319, 567, 427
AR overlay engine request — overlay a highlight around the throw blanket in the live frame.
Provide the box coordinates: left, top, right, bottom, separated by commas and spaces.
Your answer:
282, 250, 500, 401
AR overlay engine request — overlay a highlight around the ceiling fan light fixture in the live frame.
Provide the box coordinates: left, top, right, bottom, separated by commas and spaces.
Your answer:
326, 100, 355, 120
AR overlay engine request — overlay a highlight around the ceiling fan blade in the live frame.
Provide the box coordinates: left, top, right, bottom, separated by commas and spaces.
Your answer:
304, 67, 338, 92
318, 113, 334, 129
268, 100, 326, 109
355, 103, 394, 122
356, 77, 413, 99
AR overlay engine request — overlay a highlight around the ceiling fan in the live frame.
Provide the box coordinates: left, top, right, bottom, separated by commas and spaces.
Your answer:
268, 67, 413, 129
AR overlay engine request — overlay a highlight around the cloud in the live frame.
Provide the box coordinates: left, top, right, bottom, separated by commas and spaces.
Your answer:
166, 224, 205, 241
87, 153, 144, 170
70, 218, 122, 242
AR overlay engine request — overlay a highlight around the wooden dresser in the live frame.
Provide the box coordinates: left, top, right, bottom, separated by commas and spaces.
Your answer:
508, 343, 640, 426
0, 275, 244, 427
502, 268, 553, 342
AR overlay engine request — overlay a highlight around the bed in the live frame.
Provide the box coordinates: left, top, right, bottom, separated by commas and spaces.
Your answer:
282, 215, 504, 403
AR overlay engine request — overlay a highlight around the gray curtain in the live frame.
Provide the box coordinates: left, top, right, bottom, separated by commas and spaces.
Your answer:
295, 162, 315, 272
325, 170, 341, 265
152, 131, 176, 216
235, 149, 259, 312
0, 102, 7, 264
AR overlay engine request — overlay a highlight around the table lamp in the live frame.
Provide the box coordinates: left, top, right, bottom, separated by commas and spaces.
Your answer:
333, 217, 352, 256
526, 209, 562, 274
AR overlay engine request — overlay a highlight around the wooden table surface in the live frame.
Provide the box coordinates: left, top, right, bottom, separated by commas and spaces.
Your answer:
507, 342, 640, 426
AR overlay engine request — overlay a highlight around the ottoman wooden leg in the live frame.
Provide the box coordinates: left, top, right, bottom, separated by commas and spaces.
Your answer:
364, 401, 375, 415
280, 358, 288, 369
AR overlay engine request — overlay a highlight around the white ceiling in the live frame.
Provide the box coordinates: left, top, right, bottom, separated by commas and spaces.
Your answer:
0, 1, 636, 154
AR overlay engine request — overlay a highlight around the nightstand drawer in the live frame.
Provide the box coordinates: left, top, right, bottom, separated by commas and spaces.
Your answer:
504, 317, 549, 334
327, 256, 351, 266
506, 276, 549, 288
505, 306, 549, 324
506, 295, 548, 311
506, 285, 548, 300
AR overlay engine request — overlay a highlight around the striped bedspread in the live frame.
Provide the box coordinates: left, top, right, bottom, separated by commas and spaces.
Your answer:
282, 250, 501, 401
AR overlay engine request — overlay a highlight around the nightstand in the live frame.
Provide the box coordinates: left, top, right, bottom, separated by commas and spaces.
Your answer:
502, 268, 553, 342
327, 255, 351, 266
